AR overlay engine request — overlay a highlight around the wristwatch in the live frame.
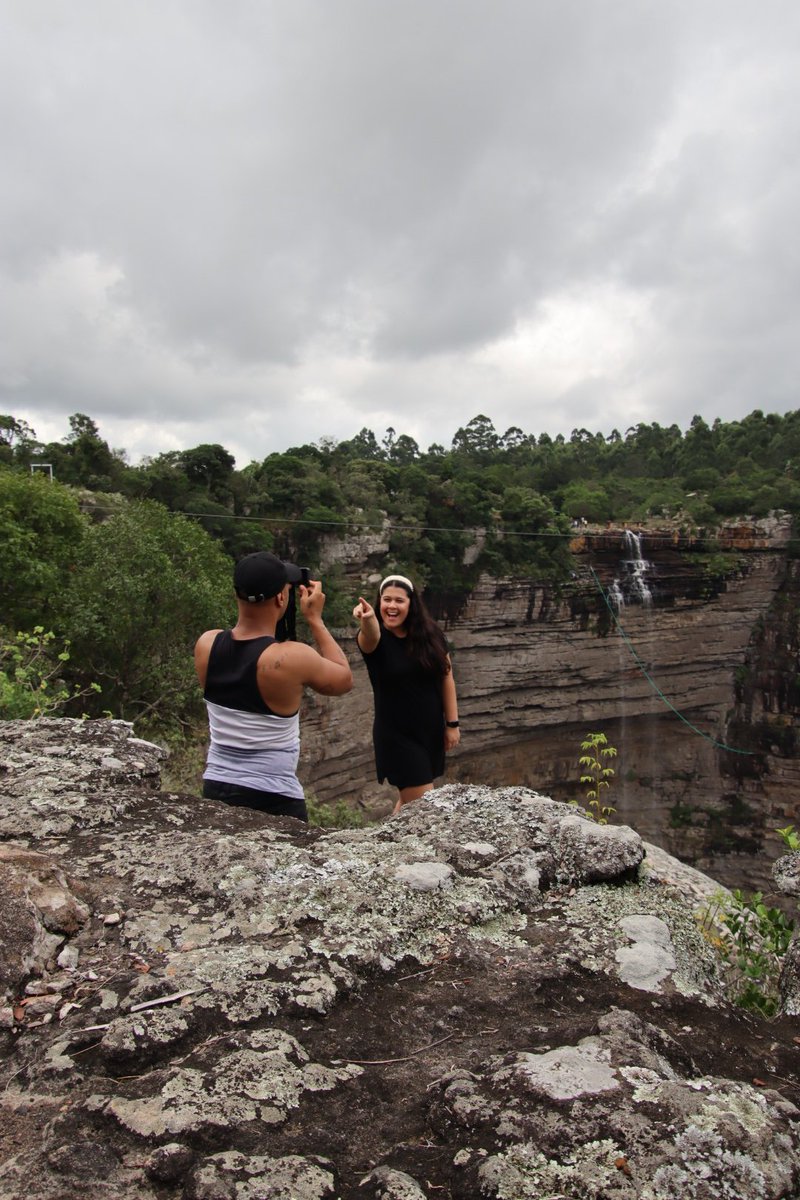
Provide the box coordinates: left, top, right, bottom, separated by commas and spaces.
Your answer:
446, 720, 460, 728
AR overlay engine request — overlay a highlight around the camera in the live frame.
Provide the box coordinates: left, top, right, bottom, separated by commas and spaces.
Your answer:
277, 567, 312, 643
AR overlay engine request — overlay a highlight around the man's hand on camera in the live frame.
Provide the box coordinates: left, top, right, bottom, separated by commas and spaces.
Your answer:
299, 579, 325, 623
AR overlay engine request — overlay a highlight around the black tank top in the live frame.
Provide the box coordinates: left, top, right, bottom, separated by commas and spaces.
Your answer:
203, 630, 277, 715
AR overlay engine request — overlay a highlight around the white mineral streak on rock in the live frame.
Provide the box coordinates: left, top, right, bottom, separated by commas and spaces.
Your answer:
615, 914, 678, 991
393, 862, 454, 891
360, 1164, 428, 1198
505, 1037, 620, 1101
459, 841, 498, 859
56, 943, 80, 970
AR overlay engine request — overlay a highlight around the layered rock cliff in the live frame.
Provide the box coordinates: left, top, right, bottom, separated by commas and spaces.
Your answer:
1, 719, 799, 1200
301, 515, 800, 896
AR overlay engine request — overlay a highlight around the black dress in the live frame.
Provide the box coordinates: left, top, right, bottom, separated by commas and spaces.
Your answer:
361, 632, 445, 788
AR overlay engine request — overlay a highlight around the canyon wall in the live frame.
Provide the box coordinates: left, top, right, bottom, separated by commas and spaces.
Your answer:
299, 515, 800, 894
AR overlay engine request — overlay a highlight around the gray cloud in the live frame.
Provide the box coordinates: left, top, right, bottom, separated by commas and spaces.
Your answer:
1, 0, 799, 466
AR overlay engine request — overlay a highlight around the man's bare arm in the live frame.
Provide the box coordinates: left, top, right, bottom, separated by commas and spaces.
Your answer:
194, 629, 222, 689
299, 581, 353, 695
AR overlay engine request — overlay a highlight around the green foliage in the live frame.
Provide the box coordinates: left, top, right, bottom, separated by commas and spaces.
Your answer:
59, 500, 235, 727
561, 480, 612, 522
313, 563, 357, 629
697, 888, 795, 1017
572, 732, 617, 823
777, 824, 800, 852
669, 800, 694, 829
156, 727, 208, 795
21, 412, 129, 491
5, 405, 800, 634
0, 626, 101, 718
0, 415, 37, 464
0, 469, 88, 629
180, 443, 236, 500
306, 791, 367, 829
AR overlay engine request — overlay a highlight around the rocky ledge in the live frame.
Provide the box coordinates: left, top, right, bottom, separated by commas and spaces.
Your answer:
1, 718, 799, 1199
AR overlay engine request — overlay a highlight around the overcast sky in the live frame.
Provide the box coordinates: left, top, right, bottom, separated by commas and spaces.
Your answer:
2, 1, 799, 467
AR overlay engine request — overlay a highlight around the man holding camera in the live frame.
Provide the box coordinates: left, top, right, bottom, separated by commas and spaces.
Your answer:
194, 550, 353, 821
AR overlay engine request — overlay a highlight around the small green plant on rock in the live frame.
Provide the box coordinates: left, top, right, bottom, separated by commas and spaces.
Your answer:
777, 824, 800, 852
572, 731, 617, 824
697, 887, 795, 1017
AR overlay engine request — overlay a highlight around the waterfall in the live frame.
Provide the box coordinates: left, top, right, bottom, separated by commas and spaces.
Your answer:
609, 580, 625, 610
610, 530, 653, 608
625, 529, 653, 606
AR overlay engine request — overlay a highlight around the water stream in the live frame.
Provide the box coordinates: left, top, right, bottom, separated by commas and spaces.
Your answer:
611, 530, 657, 830
610, 529, 653, 609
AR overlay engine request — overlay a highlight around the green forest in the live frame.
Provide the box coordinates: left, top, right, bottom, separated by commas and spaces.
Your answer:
3, 406, 800, 753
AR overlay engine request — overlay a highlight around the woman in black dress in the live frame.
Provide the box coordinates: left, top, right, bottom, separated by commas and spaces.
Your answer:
353, 573, 460, 814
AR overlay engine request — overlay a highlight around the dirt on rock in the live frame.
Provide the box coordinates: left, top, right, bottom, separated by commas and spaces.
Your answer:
1, 718, 799, 1200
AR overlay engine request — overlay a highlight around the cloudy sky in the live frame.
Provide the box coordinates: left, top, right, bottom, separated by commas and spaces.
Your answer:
2, 1, 799, 467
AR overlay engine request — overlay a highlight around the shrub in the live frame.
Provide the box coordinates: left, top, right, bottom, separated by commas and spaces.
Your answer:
0, 626, 100, 718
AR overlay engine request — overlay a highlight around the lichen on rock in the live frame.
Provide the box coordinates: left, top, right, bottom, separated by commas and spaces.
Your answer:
0, 719, 798, 1200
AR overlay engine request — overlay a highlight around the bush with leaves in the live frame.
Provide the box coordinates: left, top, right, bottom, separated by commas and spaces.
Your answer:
0, 468, 88, 630
0, 626, 100, 718
60, 499, 234, 729
306, 791, 367, 829
697, 888, 795, 1017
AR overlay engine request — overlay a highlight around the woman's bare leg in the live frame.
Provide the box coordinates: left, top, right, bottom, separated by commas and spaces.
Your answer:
392, 782, 434, 815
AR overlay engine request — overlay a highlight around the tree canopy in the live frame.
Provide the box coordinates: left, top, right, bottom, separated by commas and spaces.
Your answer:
3, 404, 800, 733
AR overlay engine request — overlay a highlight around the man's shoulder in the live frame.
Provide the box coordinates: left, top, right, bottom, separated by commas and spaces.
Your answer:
196, 628, 224, 649
194, 630, 226, 669
257, 638, 312, 667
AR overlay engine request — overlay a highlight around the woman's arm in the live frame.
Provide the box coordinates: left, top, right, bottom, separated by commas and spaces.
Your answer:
353, 595, 381, 654
441, 656, 460, 750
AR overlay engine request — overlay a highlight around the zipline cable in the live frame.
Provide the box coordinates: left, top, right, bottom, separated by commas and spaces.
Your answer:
77, 500, 777, 552
589, 565, 755, 756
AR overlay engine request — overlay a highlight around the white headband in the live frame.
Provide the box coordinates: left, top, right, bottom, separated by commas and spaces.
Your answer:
380, 574, 414, 594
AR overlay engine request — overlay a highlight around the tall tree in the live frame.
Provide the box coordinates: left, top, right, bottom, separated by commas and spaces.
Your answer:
0, 415, 37, 465
180, 443, 236, 501
60, 500, 234, 726
0, 470, 88, 629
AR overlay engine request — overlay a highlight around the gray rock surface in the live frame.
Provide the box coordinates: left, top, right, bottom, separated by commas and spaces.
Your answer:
774, 851, 800, 897
0, 718, 799, 1199
774, 852, 800, 1016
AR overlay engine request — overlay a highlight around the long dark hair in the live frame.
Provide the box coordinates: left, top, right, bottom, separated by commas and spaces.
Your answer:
377, 579, 450, 677
275, 588, 297, 642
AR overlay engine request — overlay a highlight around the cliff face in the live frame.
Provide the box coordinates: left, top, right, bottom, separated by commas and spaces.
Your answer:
300, 516, 800, 894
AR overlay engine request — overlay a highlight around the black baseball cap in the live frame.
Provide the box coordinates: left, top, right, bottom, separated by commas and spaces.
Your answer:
233, 552, 304, 602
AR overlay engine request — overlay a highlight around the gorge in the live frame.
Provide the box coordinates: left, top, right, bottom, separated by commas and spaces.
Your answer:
301, 514, 800, 897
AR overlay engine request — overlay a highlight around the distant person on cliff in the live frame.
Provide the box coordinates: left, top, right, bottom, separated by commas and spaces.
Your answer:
352, 573, 460, 815
195, 551, 353, 822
